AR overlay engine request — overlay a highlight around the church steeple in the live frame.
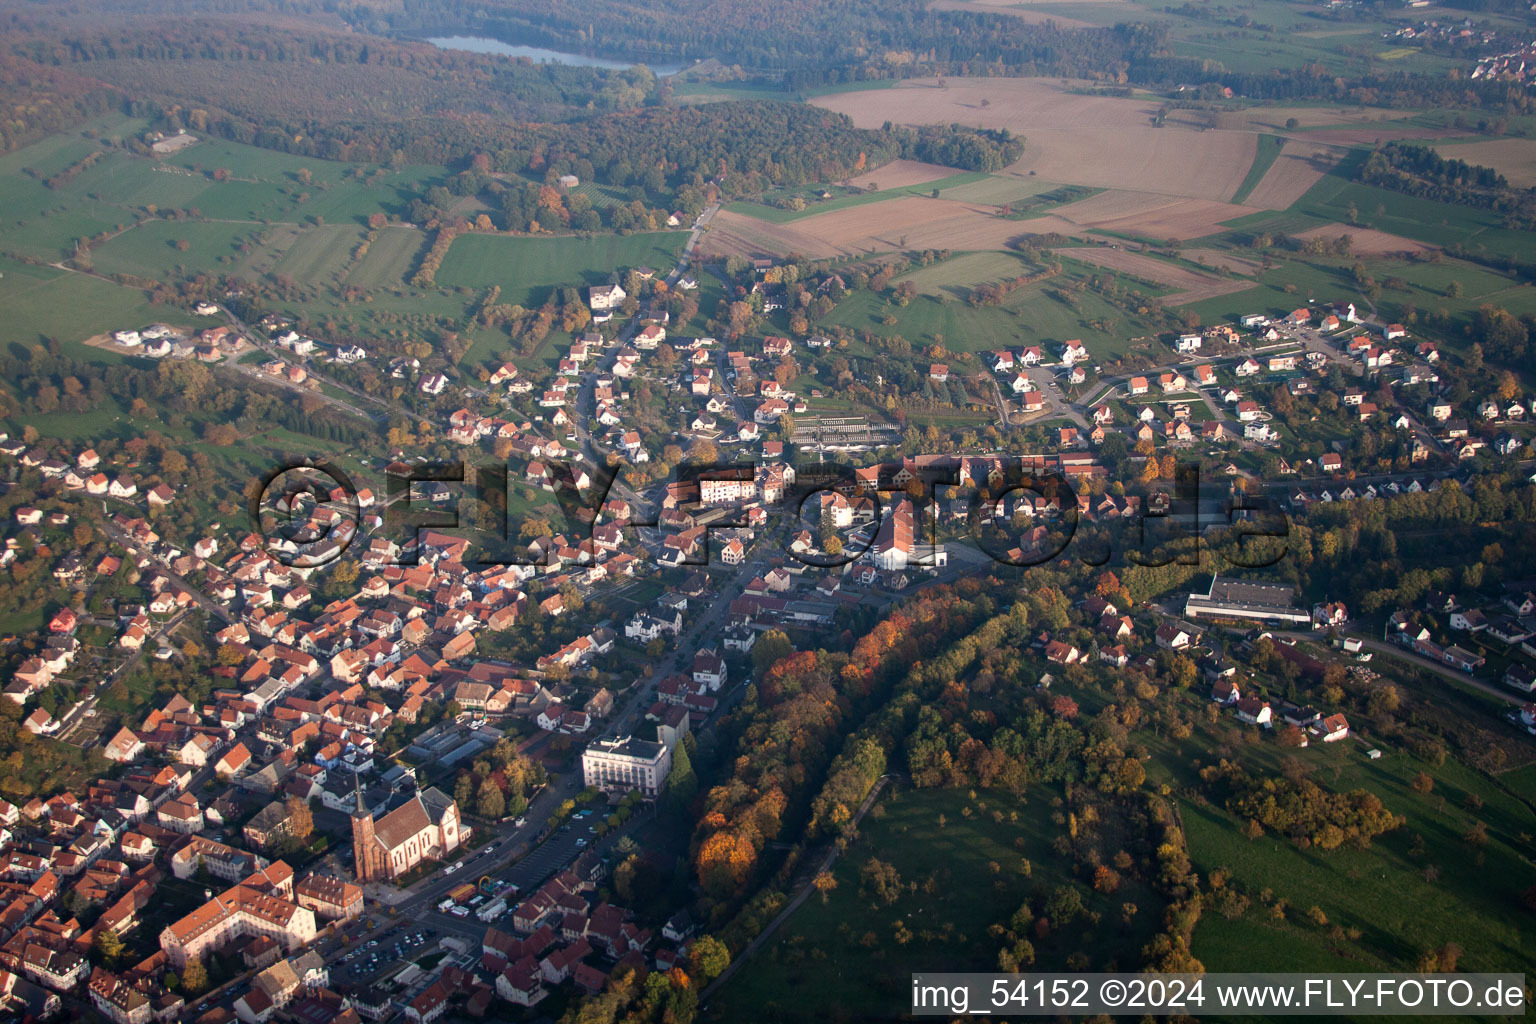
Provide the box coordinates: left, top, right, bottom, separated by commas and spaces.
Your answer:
350, 773, 375, 883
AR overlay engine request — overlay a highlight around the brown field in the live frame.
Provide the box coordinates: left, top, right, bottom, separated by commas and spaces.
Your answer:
1181, 248, 1264, 275
1162, 279, 1258, 304
1241, 106, 1421, 132
1431, 138, 1536, 188
842, 159, 956, 190
1006, 128, 1256, 199
1292, 223, 1435, 256
1050, 246, 1223, 288
1292, 125, 1456, 146
1049, 245, 1256, 305
1243, 141, 1346, 210
1049, 190, 1259, 240
702, 184, 1252, 260
813, 77, 1162, 133
812, 78, 1258, 199
702, 197, 1099, 259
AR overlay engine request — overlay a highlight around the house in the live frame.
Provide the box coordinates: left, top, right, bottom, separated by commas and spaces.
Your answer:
1235, 358, 1261, 377
1175, 333, 1201, 353
928, 363, 949, 382
589, 284, 627, 312
1155, 624, 1193, 650
1315, 713, 1349, 742
1043, 640, 1080, 665
1383, 323, 1407, 340
1233, 697, 1272, 726
1127, 376, 1149, 396
1319, 453, 1342, 473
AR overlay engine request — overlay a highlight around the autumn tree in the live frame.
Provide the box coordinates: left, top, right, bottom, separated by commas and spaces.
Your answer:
284, 795, 314, 841
689, 935, 730, 981
181, 958, 208, 994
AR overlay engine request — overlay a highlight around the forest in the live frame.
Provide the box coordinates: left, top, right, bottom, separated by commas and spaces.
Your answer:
1358, 143, 1536, 229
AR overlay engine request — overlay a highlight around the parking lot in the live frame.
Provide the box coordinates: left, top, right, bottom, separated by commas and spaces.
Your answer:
338, 924, 437, 983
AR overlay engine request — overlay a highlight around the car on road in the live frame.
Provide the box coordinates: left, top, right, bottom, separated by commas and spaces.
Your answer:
575, 838, 588, 848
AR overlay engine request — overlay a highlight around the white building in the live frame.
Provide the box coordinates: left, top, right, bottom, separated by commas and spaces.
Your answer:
581, 736, 673, 799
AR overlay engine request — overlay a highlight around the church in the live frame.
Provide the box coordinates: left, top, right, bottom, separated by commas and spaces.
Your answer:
351, 781, 463, 883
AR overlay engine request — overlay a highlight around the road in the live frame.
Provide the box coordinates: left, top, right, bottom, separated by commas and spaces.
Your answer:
1269, 629, 1528, 708
100, 520, 232, 623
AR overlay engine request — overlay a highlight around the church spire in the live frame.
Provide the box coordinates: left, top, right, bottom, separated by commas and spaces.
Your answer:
352, 771, 368, 818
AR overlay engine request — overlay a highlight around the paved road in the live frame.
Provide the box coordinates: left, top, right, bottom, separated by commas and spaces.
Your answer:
100, 520, 232, 623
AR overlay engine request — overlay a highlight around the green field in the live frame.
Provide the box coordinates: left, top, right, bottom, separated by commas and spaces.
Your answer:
724, 171, 992, 224
346, 226, 427, 288
892, 251, 1041, 297
0, 256, 195, 355
1184, 251, 1536, 332
270, 223, 366, 286
935, 174, 1063, 207
821, 267, 1162, 360
434, 231, 688, 307
715, 785, 1164, 1021
1227, 154, 1536, 264
1182, 739, 1536, 973
89, 219, 280, 280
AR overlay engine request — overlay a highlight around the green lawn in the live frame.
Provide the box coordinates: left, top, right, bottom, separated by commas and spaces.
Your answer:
714, 785, 1164, 1022
434, 231, 688, 307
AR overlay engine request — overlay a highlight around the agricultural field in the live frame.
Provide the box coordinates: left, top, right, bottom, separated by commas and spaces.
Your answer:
1230, 133, 1286, 205
270, 223, 368, 287
1045, 190, 1257, 242
844, 159, 958, 190
88, 219, 283, 281
1179, 738, 1536, 973
1182, 251, 1536, 332
1051, 246, 1254, 305
818, 270, 1162, 360
811, 77, 1258, 200
723, 169, 990, 225
0, 256, 194, 356
934, 174, 1063, 206
704, 197, 1031, 259
713, 785, 1166, 1022
434, 232, 689, 307
346, 226, 428, 288
1240, 140, 1346, 211
1430, 138, 1536, 189
891, 250, 1042, 297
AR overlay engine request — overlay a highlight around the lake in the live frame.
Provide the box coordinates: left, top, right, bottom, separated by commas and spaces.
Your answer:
425, 35, 684, 75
